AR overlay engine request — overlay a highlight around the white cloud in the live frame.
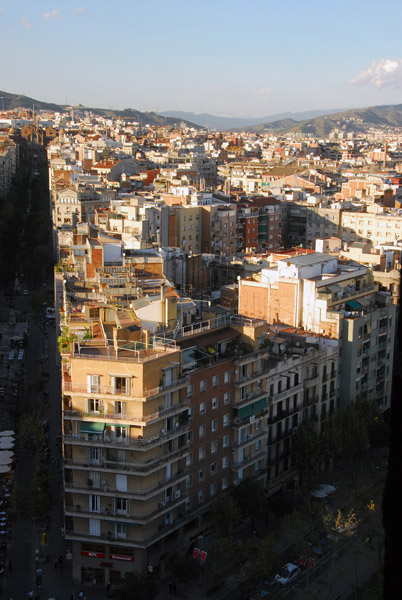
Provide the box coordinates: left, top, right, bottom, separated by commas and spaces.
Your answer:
74, 6, 87, 14
22, 16, 32, 29
254, 87, 273, 97
350, 58, 402, 88
42, 9, 60, 22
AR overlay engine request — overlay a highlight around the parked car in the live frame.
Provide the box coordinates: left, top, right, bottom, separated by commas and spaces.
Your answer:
310, 483, 336, 499
274, 563, 300, 586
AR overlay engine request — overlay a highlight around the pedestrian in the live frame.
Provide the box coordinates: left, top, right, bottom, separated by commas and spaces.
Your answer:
8, 560, 11, 571
173, 581, 177, 596
106, 582, 111, 598
54, 556, 58, 570
58, 554, 63, 569
168, 580, 173, 594
27, 591, 34, 599
79, 591, 85, 600
70, 593, 75, 600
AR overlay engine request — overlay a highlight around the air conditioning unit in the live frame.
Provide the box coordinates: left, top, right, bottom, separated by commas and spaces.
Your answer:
174, 490, 181, 499
159, 501, 165, 508
247, 434, 252, 440
247, 392, 252, 399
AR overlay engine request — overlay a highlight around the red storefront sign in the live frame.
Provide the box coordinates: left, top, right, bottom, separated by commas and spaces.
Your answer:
110, 554, 134, 562
199, 551, 207, 564
81, 551, 106, 559
192, 548, 200, 559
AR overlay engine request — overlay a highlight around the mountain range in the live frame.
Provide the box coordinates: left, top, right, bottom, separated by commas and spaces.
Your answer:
1, 90, 402, 137
251, 104, 402, 136
0, 90, 199, 129
157, 108, 346, 130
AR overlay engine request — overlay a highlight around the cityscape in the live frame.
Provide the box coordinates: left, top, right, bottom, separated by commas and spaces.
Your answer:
0, 2, 401, 599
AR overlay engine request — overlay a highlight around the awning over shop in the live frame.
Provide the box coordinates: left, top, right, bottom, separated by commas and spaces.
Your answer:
345, 300, 362, 310
80, 422, 105, 434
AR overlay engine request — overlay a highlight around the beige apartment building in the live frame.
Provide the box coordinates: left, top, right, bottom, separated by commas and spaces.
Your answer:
238, 252, 395, 410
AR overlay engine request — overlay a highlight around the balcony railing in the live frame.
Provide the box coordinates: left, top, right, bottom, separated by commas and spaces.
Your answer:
64, 401, 189, 425
63, 376, 188, 400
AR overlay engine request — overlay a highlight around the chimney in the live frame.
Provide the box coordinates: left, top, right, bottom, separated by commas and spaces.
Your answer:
160, 281, 165, 301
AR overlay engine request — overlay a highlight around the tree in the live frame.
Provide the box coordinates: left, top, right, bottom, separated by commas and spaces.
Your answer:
292, 420, 321, 491
19, 411, 46, 453
238, 536, 279, 597
170, 555, 199, 583
229, 478, 266, 521
115, 572, 158, 600
209, 496, 242, 538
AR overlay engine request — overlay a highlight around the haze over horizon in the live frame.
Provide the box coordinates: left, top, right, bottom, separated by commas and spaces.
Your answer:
1, 0, 402, 118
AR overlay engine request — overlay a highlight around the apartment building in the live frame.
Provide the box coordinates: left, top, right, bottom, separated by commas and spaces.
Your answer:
0, 142, 17, 199
238, 252, 395, 409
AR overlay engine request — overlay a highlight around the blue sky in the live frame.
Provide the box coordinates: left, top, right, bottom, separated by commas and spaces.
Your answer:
1, 0, 402, 117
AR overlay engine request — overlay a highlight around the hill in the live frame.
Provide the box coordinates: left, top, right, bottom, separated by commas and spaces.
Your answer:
0, 90, 199, 129
248, 104, 402, 136
158, 108, 345, 130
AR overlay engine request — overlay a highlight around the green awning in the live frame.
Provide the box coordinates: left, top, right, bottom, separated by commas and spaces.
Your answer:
106, 423, 130, 428
80, 422, 105, 434
236, 397, 268, 420
345, 300, 362, 310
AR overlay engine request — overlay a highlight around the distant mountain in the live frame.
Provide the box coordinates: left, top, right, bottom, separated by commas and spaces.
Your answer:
157, 108, 346, 130
249, 104, 402, 136
0, 90, 199, 129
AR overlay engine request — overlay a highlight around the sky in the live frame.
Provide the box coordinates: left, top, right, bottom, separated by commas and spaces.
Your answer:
1, 0, 402, 118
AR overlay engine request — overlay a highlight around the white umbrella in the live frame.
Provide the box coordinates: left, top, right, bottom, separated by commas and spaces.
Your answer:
0, 443, 14, 450
0, 431, 15, 436
0, 465, 11, 473
0, 437, 14, 444
0, 451, 13, 458
0, 456, 12, 465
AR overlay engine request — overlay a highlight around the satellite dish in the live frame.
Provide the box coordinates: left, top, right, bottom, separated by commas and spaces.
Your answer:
295, 342, 300, 347
101, 479, 106, 485
280, 344, 285, 352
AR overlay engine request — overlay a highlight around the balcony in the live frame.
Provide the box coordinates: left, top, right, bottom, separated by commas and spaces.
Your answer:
64, 421, 189, 449
233, 428, 268, 448
64, 515, 187, 549
63, 376, 188, 400
232, 449, 267, 471
64, 401, 189, 426
65, 494, 186, 526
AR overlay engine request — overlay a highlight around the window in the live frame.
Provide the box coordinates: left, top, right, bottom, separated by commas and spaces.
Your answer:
88, 447, 101, 465
111, 376, 130, 395
199, 402, 206, 415
222, 477, 229, 490
200, 379, 207, 392
87, 375, 100, 393
211, 440, 218, 454
198, 490, 205, 503
199, 425, 206, 438
186, 475, 192, 489
115, 523, 127, 539
255, 440, 261, 451
198, 468, 205, 481
223, 434, 229, 448
116, 474, 127, 492
211, 462, 217, 475
88, 398, 103, 413
115, 498, 129, 516
224, 371, 231, 383
89, 518, 100, 536
212, 397, 218, 410
199, 446, 206, 460
222, 456, 229, 469
224, 392, 230, 404
187, 384, 194, 397
186, 452, 193, 466
211, 419, 218, 432
223, 414, 230, 427
212, 375, 219, 387
210, 482, 217, 496
89, 495, 100, 513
